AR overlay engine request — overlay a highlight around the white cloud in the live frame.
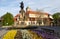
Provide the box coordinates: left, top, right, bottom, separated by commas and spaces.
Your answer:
0, 0, 60, 16
28, 1, 35, 5
0, 7, 20, 17
0, 0, 7, 2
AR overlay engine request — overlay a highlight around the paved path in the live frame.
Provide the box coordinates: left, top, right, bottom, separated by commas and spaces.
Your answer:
0, 28, 8, 39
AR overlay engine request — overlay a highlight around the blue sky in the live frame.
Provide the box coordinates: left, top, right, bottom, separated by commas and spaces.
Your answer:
0, 0, 60, 17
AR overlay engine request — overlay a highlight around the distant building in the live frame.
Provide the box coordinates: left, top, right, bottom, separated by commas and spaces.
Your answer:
14, 7, 53, 26
0, 17, 3, 26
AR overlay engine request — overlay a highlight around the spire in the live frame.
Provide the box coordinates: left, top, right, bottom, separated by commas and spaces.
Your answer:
20, 1, 24, 10
19, 1, 25, 13
19, 1, 25, 21
26, 6, 31, 11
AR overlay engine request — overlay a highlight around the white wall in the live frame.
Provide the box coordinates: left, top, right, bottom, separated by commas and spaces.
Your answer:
25, 21, 37, 26
29, 14, 39, 18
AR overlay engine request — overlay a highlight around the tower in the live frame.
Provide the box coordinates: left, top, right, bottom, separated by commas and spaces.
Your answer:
26, 6, 31, 11
19, 1, 25, 21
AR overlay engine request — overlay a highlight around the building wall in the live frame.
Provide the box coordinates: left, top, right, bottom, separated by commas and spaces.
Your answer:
14, 10, 53, 26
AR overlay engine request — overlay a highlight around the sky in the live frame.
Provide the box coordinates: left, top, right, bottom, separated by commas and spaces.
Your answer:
0, 0, 60, 17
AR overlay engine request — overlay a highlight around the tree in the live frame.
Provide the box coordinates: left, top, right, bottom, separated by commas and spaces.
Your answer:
52, 12, 60, 26
1, 12, 14, 26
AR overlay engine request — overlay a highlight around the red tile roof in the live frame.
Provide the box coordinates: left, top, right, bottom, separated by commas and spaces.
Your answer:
15, 14, 20, 17
26, 11, 40, 14
26, 11, 49, 15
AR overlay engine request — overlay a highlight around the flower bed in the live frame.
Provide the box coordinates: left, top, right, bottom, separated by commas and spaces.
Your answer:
28, 30, 43, 39
3, 30, 17, 39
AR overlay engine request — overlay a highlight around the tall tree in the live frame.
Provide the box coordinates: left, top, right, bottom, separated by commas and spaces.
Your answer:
1, 12, 14, 26
52, 12, 60, 26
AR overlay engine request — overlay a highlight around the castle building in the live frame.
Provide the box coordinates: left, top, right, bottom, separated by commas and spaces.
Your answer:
0, 17, 3, 26
14, 6, 53, 26
14, 2, 53, 27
